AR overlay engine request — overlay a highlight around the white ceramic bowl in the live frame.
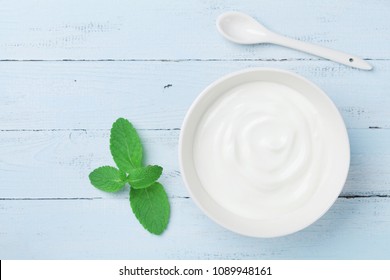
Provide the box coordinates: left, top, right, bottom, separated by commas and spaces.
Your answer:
179, 68, 350, 237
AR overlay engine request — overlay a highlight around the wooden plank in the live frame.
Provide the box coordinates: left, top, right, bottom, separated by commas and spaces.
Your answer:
1, 197, 390, 259
0, 129, 389, 198
0, 129, 181, 198
0, 0, 388, 60
1, 60, 389, 130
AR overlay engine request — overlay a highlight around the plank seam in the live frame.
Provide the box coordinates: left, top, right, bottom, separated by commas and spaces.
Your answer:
0, 58, 386, 62
0, 197, 103, 200
339, 195, 390, 199
0, 127, 388, 132
0, 195, 388, 201
0, 128, 181, 132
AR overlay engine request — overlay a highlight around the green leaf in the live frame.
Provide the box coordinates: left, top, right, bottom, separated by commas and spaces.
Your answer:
130, 182, 170, 235
128, 165, 163, 189
110, 118, 143, 173
89, 166, 127, 192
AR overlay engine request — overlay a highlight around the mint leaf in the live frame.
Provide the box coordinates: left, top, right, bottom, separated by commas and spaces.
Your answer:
89, 166, 127, 192
130, 182, 170, 235
110, 118, 143, 173
128, 165, 163, 189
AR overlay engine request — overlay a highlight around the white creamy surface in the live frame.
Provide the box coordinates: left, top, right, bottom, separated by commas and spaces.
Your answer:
193, 81, 329, 220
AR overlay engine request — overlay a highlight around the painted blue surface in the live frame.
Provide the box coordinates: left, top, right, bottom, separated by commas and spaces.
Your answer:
0, 0, 389, 259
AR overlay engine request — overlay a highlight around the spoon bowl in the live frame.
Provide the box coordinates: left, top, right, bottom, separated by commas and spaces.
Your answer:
217, 12, 272, 44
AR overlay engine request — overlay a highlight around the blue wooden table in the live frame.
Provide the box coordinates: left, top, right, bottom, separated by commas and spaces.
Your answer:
1, 0, 390, 259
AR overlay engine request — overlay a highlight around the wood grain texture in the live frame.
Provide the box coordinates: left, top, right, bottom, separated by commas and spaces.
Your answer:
1, 0, 390, 259
1, 60, 389, 130
1, 197, 390, 259
0, 0, 388, 60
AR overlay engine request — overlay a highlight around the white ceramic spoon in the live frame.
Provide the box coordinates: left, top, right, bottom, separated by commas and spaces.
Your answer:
217, 12, 372, 70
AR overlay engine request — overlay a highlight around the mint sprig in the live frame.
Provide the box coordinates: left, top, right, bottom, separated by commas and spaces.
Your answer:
89, 118, 170, 235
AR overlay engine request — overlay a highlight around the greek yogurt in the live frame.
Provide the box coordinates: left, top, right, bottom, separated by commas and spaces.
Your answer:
193, 81, 330, 220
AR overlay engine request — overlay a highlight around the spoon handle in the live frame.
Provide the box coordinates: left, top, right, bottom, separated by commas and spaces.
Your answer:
269, 34, 372, 70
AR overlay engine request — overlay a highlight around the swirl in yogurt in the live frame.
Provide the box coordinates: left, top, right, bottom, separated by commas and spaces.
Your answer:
193, 82, 328, 220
